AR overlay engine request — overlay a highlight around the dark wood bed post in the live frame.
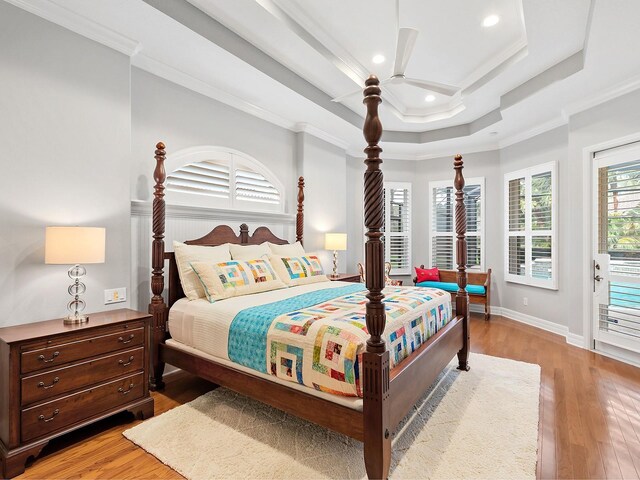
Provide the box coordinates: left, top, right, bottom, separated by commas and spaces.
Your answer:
454, 154, 470, 371
361, 75, 391, 480
149, 142, 169, 390
296, 176, 304, 245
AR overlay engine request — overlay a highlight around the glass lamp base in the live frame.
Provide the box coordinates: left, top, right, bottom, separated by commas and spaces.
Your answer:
64, 314, 89, 325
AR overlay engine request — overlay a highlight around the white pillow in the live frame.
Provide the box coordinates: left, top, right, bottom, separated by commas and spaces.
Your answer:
190, 258, 285, 302
269, 254, 329, 287
173, 241, 231, 301
229, 242, 270, 260
268, 241, 305, 257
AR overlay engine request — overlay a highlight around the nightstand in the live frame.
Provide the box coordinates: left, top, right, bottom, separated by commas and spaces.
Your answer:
328, 273, 361, 283
0, 309, 154, 478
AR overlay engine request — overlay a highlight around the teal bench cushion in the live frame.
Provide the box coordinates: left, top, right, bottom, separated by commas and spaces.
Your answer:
416, 281, 486, 295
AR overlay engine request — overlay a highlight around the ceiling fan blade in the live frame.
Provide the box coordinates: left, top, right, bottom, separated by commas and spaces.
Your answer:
393, 27, 419, 76
331, 87, 362, 103
402, 77, 459, 96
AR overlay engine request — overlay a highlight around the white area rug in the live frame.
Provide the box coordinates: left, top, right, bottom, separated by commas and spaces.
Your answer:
124, 353, 540, 479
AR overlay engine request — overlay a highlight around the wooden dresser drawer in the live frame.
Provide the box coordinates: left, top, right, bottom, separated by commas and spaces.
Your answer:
21, 327, 145, 374
21, 347, 144, 406
21, 372, 145, 443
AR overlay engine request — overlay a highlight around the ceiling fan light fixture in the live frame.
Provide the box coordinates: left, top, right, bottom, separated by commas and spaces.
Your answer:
424, 94, 436, 102
372, 54, 385, 64
482, 14, 500, 27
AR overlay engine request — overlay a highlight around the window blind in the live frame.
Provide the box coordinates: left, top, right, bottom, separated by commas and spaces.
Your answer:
429, 179, 484, 271
164, 150, 284, 212
384, 183, 411, 275
235, 169, 281, 204
504, 162, 557, 289
166, 161, 230, 198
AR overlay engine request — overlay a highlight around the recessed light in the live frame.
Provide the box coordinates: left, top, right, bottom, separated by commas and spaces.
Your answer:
372, 54, 385, 64
482, 15, 500, 27
425, 94, 436, 102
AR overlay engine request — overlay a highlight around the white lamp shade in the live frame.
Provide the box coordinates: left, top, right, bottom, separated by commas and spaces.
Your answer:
45, 227, 106, 265
324, 233, 347, 251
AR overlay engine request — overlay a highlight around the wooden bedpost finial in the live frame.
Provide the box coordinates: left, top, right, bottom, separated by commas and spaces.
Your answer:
362, 74, 386, 354
296, 176, 305, 245
454, 154, 470, 372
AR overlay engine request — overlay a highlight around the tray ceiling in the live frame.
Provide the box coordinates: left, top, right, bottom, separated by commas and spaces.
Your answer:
7, 0, 640, 158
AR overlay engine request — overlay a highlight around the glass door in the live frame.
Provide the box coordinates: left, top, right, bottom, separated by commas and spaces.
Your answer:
593, 145, 640, 354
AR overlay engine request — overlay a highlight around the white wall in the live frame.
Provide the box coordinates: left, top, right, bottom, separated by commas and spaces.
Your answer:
499, 127, 569, 326
296, 132, 348, 273
0, 2, 131, 326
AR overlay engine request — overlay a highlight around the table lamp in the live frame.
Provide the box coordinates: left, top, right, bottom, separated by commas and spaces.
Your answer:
324, 233, 347, 278
45, 226, 106, 324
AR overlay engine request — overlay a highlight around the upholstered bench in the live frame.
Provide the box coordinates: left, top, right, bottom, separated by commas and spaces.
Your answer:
413, 265, 492, 320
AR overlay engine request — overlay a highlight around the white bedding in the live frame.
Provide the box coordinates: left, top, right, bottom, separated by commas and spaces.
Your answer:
169, 281, 351, 360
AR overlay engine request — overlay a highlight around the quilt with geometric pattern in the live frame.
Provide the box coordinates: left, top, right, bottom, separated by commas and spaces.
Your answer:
228, 284, 452, 397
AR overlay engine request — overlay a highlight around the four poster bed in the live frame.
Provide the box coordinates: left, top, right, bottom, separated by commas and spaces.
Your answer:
148, 75, 470, 479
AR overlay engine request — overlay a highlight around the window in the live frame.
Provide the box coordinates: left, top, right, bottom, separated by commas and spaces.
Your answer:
429, 178, 485, 271
504, 162, 557, 289
165, 146, 284, 212
383, 183, 411, 275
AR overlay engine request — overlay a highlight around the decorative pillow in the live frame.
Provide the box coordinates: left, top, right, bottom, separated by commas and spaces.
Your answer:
267, 241, 305, 257
173, 241, 231, 301
190, 258, 285, 302
415, 266, 440, 283
229, 243, 270, 261
269, 254, 328, 286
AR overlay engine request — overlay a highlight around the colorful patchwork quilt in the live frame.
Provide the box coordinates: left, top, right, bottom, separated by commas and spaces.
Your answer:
228, 283, 452, 397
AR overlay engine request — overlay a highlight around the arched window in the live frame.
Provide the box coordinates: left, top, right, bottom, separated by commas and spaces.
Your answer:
164, 146, 285, 212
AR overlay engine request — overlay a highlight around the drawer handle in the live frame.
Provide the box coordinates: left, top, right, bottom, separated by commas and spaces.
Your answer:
38, 409, 59, 423
118, 334, 135, 344
118, 383, 135, 395
38, 351, 60, 363
118, 356, 135, 367
37, 377, 60, 390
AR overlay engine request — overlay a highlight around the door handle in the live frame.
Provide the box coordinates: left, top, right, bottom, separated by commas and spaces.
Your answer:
594, 275, 602, 282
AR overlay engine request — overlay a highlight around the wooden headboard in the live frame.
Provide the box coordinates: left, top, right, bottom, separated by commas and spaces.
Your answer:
164, 223, 294, 308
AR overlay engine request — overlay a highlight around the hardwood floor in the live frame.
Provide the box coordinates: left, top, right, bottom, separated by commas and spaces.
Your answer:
13, 313, 640, 480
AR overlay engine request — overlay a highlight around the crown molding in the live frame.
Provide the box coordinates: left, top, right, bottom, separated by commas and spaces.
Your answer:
293, 123, 350, 151
498, 115, 568, 149
132, 53, 297, 132
4, 0, 141, 56
562, 73, 640, 117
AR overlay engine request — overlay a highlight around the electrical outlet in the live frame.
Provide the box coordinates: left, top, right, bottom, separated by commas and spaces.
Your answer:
523, 297, 528, 306
105, 287, 126, 305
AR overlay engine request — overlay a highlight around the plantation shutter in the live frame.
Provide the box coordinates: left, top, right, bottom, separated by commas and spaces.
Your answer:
429, 179, 484, 271
384, 183, 411, 275
504, 162, 557, 289
235, 169, 281, 204
166, 161, 230, 199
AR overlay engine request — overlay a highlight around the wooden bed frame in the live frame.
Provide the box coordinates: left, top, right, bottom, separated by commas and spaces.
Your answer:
148, 75, 470, 479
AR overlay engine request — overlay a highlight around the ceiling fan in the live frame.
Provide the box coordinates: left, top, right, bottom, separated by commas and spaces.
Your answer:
332, 27, 459, 103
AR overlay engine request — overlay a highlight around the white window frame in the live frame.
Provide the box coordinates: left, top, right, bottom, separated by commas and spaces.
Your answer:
164, 146, 285, 213
428, 177, 485, 271
384, 182, 412, 276
504, 161, 558, 289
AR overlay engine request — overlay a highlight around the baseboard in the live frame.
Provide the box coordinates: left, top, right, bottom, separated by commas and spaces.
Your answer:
497, 307, 568, 337
566, 332, 586, 348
